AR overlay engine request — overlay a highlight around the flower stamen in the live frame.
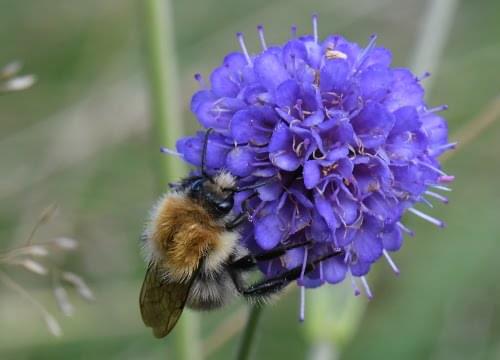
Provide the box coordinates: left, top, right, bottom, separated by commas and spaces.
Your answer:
257, 25, 268, 51
312, 14, 319, 43
236, 32, 252, 66
383, 250, 400, 275
425, 190, 449, 204
408, 207, 446, 227
360, 276, 373, 299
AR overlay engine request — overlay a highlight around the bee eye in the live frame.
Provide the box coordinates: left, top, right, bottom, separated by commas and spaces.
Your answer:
191, 178, 204, 192
216, 198, 234, 215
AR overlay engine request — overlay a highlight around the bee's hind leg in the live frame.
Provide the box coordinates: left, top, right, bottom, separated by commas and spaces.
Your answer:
236, 248, 344, 298
228, 240, 313, 271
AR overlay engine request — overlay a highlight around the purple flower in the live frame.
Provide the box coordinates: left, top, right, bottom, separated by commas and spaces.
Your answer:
175, 15, 454, 300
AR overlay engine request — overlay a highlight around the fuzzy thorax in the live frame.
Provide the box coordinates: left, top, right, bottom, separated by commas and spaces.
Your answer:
144, 192, 238, 283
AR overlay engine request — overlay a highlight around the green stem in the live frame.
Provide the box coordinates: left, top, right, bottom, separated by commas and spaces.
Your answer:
236, 305, 263, 360
142, 0, 185, 185
140, 1, 200, 359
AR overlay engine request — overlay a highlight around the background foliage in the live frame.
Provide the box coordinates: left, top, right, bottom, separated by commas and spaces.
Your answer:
0, 0, 499, 359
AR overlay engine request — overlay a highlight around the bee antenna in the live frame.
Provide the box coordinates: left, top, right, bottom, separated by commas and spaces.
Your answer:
201, 128, 215, 183
234, 177, 278, 193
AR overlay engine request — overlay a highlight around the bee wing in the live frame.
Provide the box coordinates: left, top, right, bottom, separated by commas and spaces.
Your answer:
139, 263, 195, 338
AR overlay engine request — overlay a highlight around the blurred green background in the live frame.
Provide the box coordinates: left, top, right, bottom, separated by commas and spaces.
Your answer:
0, 0, 499, 359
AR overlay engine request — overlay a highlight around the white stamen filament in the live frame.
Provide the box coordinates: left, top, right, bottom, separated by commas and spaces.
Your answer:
193, 73, 206, 89
425, 190, 449, 203
417, 160, 448, 177
312, 14, 318, 43
397, 221, 415, 236
349, 272, 361, 296
425, 104, 448, 114
408, 207, 445, 227
236, 32, 252, 66
360, 276, 373, 299
428, 184, 452, 192
383, 250, 400, 275
436, 142, 457, 152
418, 71, 431, 81
160, 147, 183, 158
257, 25, 267, 50
300, 247, 309, 281
420, 196, 434, 208
356, 34, 377, 66
299, 285, 306, 322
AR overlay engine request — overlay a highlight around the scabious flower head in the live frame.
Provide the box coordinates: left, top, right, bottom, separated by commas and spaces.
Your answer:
175, 15, 454, 300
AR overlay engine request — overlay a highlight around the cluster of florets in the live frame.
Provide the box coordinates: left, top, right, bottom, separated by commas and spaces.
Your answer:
174, 15, 454, 298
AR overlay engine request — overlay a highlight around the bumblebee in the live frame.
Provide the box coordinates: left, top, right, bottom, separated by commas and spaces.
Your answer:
140, 129, 342, 338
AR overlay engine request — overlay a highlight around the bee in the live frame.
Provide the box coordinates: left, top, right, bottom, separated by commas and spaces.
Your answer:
140, 129, 342, 338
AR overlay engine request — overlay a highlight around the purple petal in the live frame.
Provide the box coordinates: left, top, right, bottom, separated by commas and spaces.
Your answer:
363, 192, 401, 223
300, 37, 322, 68
303, 160, 321, 189
196, 98, 245, 130
359, 64, 393, 101
257, 181, 283, 201
391, 106, 421, 134
176, 132, 229, 168
351, 102, 395, 149
335, 190, 359, 225
323, 257, 347, 284
320, 58, 350, 92
314, 193, 338, 231
268, 123, 301, 171
384, 68, 424, 112
254, 50, 289, 91
282, 40, 308, 70
222, 52, 247, 71
421, 113, 449, 154
352, 216, 383, 263
230, 108, 273, 145
310, 212, 332, 242
382, 224, 403, 251
255, 214, 284, 250
276, 80, 300, 108
335, 225, 357, 247
360, 47, 392, 69
226, 147, 255, 177
350, 260, 371, 277
210, 66, 240, 97
386, 129, 428, 162
190, 90, 215, 113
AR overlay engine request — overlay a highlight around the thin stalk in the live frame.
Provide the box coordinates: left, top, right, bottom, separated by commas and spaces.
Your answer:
141, 0, 186, 185
236, 305, 263, 360
410, 0, 460, 92
140, 1, 200, 359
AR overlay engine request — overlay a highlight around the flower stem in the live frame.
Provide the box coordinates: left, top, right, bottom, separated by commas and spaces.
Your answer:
410, 0, 460, 92
236, 305, 263, 360
141, 0, 186, 185
140, 1, 200, 359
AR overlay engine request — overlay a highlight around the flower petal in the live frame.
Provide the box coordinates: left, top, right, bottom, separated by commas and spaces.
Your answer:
323, 257, 347, 284
351, 102, 395, 148
255, 214, 284, 250
254, 50, 289, 91
226, 147, 255, 177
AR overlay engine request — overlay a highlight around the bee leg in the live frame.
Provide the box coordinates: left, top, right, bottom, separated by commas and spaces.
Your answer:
225, 213, 247, 230
239, 249, 344, 297
225, 192, 258, 230
229, 240, 313, 271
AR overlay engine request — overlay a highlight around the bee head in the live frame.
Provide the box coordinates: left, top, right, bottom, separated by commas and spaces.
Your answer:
188, 128, 278, 218
187, 173, 236, 218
